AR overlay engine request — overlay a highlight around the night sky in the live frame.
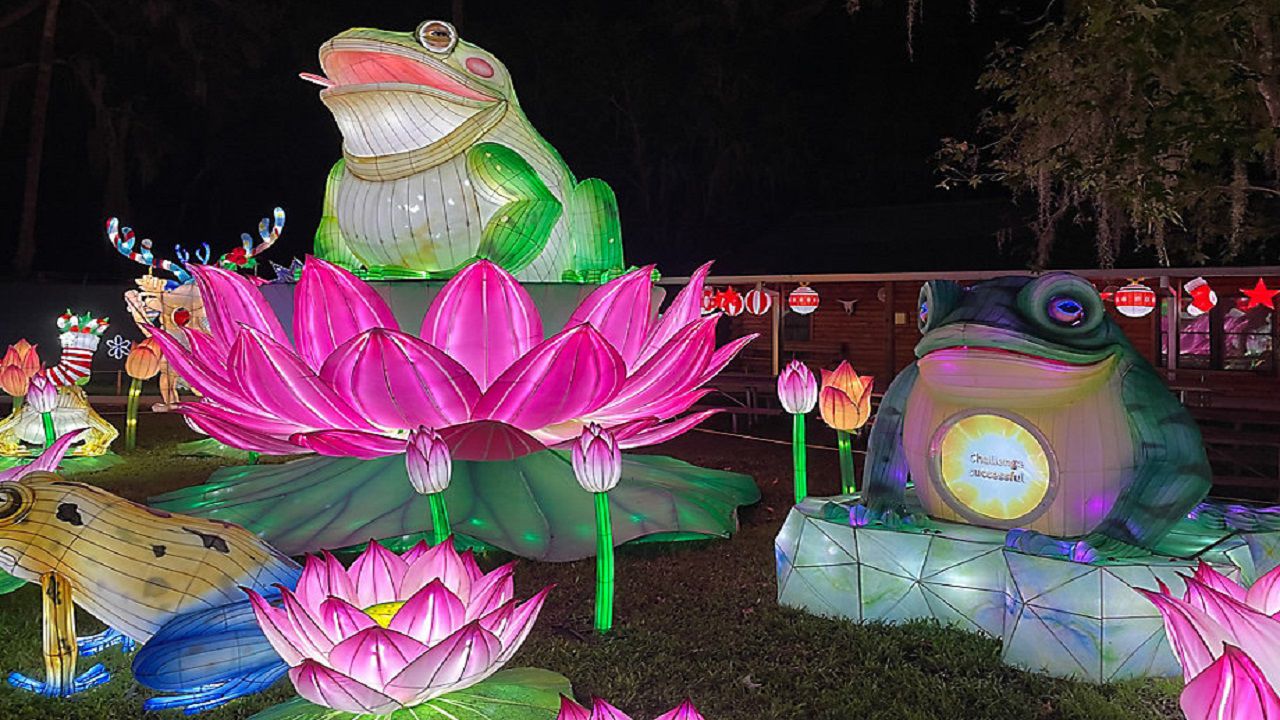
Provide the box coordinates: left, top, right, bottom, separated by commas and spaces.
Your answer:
0, 0, 1057, 282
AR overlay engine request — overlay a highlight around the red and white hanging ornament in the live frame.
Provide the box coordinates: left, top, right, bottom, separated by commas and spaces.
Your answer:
788, 285, 820, 315
701, 287, 718, 314
1113, 281, 1156, 318
717, 287, 744, 317
744, 287, 773, 316
1183, 277, 1217, 317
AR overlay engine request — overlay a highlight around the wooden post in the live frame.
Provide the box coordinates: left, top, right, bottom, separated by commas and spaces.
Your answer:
770, 284, 780, 376
1160, 276, 1178, 374
884, 281, 896, 383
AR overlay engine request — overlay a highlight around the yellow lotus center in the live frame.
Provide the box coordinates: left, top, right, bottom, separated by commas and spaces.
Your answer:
363, 601, 406, 628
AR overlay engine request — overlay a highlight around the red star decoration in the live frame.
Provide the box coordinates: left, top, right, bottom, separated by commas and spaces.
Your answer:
1239, 278, 1279, 310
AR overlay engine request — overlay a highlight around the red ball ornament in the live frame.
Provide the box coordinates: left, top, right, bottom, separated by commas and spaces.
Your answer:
788, 285, 820, 315
744, 288, 773, 315
1113, 282, 1156, 318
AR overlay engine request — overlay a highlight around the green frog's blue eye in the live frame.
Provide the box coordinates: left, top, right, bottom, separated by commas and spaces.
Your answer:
918, 301, 929, 325
1048, 297, 1085, 326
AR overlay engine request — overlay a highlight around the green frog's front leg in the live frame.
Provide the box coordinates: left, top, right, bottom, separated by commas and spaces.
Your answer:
7, 573, 111, 697
854, 364, 919, 524
1081, 366, 1212, 556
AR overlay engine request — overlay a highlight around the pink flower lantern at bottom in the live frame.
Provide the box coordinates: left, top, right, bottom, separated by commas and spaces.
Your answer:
1140, 561, 1280, 720
244, 540, 551, 714
558, 696, 706, 720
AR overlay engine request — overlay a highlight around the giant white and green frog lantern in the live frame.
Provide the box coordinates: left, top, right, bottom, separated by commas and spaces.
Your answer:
858, 272, 1213, 560
304, 20, 626, 282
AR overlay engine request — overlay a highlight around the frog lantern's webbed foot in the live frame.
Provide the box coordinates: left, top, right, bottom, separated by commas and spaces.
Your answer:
134, 593, 291, 714
8, 663, 111, 697
77, 627, 137, 657
1005, 529, 1106, 563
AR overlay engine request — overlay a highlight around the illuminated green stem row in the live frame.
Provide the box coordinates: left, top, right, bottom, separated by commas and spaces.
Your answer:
427, 492, 451, 547
125, 378, 142, 451
792, 414, 808, 504
593, 491, 615, 634
837, 430, 856, 495
40, 412, 56, 450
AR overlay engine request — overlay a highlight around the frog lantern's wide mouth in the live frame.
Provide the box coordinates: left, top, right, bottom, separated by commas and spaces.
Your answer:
914, 324, 1120, 403
303, 35, 505, 162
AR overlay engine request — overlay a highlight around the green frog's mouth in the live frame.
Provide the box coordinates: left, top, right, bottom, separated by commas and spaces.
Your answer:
304, 40, 497, 104
917, 324, 1118, 367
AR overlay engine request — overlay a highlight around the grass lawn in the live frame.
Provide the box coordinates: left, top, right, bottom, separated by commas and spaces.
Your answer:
0, 413, 1182, 719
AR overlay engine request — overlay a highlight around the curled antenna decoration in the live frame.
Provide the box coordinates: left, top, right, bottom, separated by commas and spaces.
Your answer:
106, 217, 193, 287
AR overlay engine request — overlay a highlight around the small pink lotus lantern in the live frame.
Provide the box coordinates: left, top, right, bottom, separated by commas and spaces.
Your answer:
245, 540, 551, 714
777, 360, 817, 504
1140, 562, 1280, 719
558, 696, 706, 720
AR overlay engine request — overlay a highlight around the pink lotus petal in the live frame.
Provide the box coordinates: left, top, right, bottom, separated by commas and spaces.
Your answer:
179, 405, 307, 455
590, 698, 634, 720
383, 622, 503, 705
349, 542, 409, 608
618, 409, 721, 449
420, 260, 542, 390
0, 429, 83, 482
474, 325, 625, 431
183, 327, 231, 370
328, 626, 429, 690
317, 596, 378, 642
492, 586, 553, 664
181, 402, 307, 438
566, 266, 657, 369
607, 389, 712, 424
1140, 588, 1233, 682
556, 695, 592, 720
596, 317, 717, 418
243, 588, 307, 666
150, 328, 252, 412
1193, 562, 1247, 603
294, 257, 400, 370
388, 579, 467, 646
638, 261, 713, 366
319, 329, 480, 430
191, 265, 288, 349
1248, 565, 1280, 616
290, 429, 406, 459
460, 549, 485, 583
466, 563, 516, 622
402, 541, 474, 601
436, 420, 548, 461
654, 700, 706, 720
1183, 578, 1280, 686
278, 586, 339, 658
399, 540, 433, 566
695, 333, 759, 386
227, 328, 373, 431
1182, 645, 1280, 720
290, 659, 403, 715
297, 553, 344, 614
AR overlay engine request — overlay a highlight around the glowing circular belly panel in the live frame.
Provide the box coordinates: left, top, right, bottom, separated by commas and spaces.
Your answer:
928, 409, 1058, 528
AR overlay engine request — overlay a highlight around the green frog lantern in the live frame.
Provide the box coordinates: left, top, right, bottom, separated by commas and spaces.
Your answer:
857, 273, 1212, 561
303, 20, 625, 282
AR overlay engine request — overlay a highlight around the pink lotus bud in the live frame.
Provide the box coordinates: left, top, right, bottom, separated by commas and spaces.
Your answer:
406, 427, 451, 495
776, 360, 817, 414
25, 372, 57, 414
572, 423, 621, 493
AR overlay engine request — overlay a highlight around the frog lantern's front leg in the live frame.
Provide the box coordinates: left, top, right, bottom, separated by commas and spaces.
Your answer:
7, 573, 111, 696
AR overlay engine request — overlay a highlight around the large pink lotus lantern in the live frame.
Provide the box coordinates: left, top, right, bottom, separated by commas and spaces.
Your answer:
147, 258, 760, 562
151, 258, 753, 461
1140, 562, 1280, 719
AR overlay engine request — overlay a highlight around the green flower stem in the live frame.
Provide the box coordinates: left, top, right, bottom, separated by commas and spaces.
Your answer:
247, 452, 260, 465
593, 491, 615, 634
11, 396, 22, 412
125, 378, 142, 451
792, 413, 808, 504
837, 430, 855, 495
428, 491, 451, 546
41, 411, 55, 449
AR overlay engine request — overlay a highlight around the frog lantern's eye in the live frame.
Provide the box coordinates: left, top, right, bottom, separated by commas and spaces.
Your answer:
917, 280, 963, 335
0, 483, 34, 526
416, 20, 458, 54
1047, 297, 1086, 327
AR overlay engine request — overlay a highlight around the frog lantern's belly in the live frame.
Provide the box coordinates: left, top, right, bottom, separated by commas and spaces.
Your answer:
901, 348, 1135, 537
